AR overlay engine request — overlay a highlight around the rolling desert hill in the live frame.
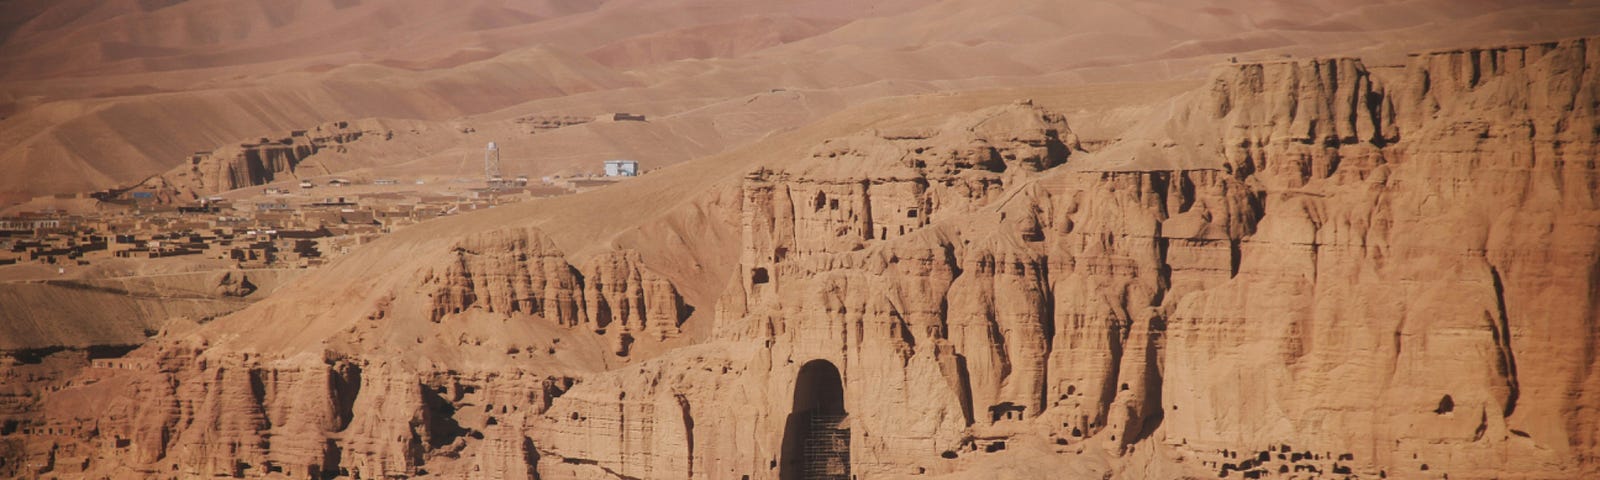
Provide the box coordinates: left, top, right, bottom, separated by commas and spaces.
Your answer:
4, 0, 1600, 200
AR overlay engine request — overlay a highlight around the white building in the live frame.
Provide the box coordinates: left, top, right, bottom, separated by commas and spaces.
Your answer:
604, 160, 639, 177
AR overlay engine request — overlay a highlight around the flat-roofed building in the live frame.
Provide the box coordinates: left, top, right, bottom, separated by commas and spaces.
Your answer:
604, 159, 639, 177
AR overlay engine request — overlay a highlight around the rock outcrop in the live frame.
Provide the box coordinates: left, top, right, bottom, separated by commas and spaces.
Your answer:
531, 37, 1600, 480
424, 228, 588, 327
11, 343, 571, 479
5, 37, 1598, 480
135, 121, 375, 200
423, 228, 689, 351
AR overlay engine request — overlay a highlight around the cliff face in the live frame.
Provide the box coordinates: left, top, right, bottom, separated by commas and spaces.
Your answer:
3, 225, 687, 478
12, 343, 571, 479
531, 37, 1600, 480
1159, 40, 1600, 476
135, 120, 375, 199
422, 228, 688, 353
5, 37, 1598, 479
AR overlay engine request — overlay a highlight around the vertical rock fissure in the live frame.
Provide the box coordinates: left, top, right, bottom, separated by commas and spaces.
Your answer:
675, 393, 694, 479
329, 361, 360, 432
1488, 266, 1521, 417
248, 368, 271, 430
1101, 318, 1127, 431
1039, 262, 1056, 415
1132, 314, 1166, 445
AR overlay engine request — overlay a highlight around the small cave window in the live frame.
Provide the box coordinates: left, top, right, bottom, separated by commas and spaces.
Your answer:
1434, 395, 1454, 414
906, 209, 918, 218
814, 192, 826, 211
988, 402, 1025, 423
829, 199, 840, 210
752, 267, 770, 285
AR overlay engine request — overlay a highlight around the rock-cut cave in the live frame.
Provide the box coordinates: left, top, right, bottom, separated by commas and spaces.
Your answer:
781, 360, 850, 480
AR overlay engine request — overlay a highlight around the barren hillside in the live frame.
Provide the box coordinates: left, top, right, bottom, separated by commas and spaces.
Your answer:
6, 33, 1600, 478
2, 2, 1599, 480
5, 0, 1598, 199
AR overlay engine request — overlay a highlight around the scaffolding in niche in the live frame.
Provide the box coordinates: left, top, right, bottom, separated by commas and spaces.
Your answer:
801, 412, 850, 480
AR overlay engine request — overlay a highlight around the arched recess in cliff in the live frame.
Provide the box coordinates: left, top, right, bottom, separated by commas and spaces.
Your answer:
780, 360, 850, 480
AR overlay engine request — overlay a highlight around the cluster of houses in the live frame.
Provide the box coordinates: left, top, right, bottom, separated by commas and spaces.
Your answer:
4, 155, 659, 272
1, 185, 560, 270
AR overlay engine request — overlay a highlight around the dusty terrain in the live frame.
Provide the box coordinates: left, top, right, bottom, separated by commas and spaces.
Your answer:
3, 1, 1600, 479
5, 0, 1600, 199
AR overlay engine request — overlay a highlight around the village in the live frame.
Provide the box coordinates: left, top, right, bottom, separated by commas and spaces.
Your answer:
0, 157, 642, 272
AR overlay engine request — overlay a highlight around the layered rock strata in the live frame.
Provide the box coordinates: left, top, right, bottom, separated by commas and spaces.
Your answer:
135, 120, 375, 200
4, 37, 1598, 480
532, 37, 1600, 480
424, 228, 689, 350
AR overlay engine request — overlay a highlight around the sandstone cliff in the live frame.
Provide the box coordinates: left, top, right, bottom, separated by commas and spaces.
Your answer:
530, 37, 1600, 480
422, 228, 688, 353
5, 37, 1598, 480
111, 120, 403, 201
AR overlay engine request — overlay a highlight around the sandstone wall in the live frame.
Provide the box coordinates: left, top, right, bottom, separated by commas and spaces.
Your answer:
137, 120, 374, 200
6, 37, 1598, 480
422, 227, 689, 354
532, 37, 1600, 480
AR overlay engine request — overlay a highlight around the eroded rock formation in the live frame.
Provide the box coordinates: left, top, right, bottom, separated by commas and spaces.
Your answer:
423, 228, 688, 349
4, 37, 1598, 480
12, 343, 571, 479
532, 37, 1600, 480
134, 120, 376, 200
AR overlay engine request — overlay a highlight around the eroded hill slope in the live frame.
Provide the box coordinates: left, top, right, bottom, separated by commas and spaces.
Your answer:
3, 37, 1597, 479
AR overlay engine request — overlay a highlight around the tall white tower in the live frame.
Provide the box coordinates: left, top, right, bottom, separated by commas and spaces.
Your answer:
484, 142, 502, 181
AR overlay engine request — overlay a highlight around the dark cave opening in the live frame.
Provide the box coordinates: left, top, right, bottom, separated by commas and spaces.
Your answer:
780, 360, 850, 480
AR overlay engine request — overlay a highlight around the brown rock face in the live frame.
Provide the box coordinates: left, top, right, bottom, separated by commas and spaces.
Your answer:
580, 250, 689, 343
532, 37, 1600, 480
1159, 40, 1600, 475
423, 228, 688, 349
18, 343, 571, 479
6, 37, 1599, 479
425, 228, 588, 327
142, 120, 373, 199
